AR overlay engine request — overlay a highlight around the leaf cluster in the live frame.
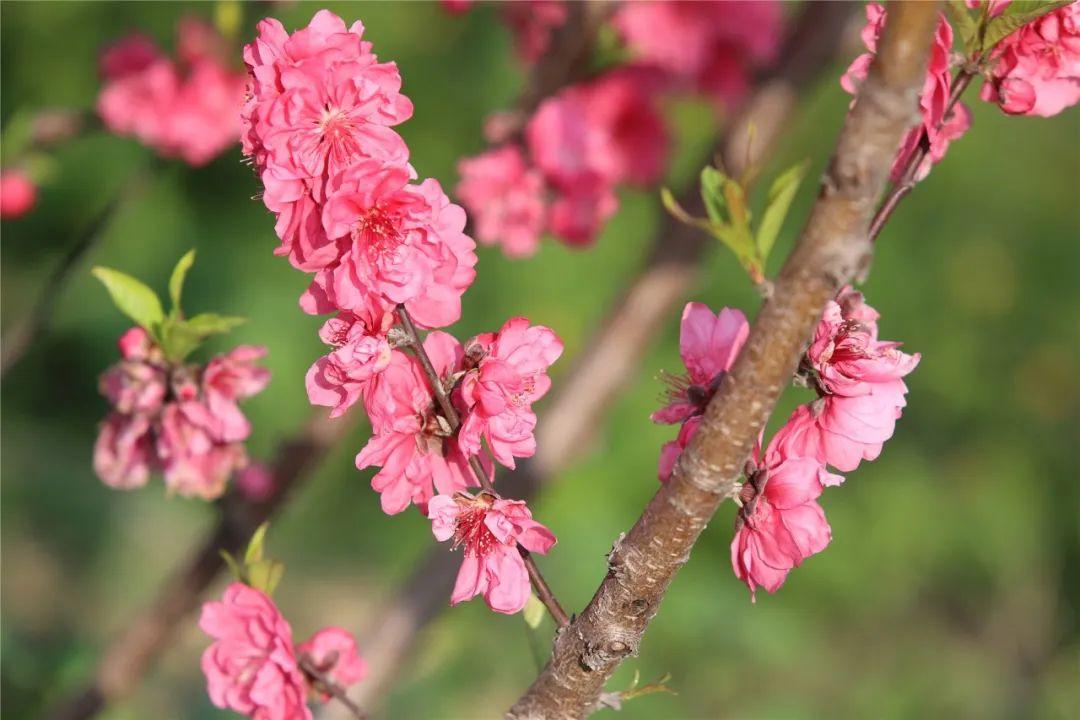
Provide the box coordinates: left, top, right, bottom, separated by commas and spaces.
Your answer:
92, 250, 246, 362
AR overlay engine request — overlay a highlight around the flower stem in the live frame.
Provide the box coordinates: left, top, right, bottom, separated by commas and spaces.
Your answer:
868, 67, 976, 242
298, 655, 368, 720
394, 305, 571, 628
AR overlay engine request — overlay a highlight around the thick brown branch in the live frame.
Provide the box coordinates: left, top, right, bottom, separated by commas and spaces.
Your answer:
506, 3, 941, 718
332, 3, 856, 713
46, 413, 352, 720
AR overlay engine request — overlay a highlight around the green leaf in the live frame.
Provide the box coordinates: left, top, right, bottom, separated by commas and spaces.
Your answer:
699, 166, 729, 225
168, 249, 196, 314
982, 1, 1071, 51
946, 0, 980, 55
755, 160, 809, 263
247, 559, 285, 596
159, 313, 247, 361
220, 550, 245, 583
245, 522, 270, 565
184, 312, 247, 335
91, 266, 165, 335
214, 0, 243, 39
660, 187, 696, 225
523, 593, 546, 629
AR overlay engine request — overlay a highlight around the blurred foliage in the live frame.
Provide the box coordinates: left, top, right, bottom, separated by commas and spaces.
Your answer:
2, 2, 1079, 719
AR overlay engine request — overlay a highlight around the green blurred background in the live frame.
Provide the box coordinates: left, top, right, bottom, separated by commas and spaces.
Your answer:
2, 2, 1079, 719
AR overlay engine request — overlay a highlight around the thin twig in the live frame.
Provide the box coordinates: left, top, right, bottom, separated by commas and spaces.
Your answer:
394, 304, 570, 628
298, 655, 369, 720
868, 68, 976, 242
507, 3, 943, 717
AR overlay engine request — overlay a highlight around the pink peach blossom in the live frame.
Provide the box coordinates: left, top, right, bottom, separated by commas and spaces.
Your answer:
199, 583, 311, 720
201, 346, 272, 443
158, 403, 248, 499
981, 2, 1080, 117
355, 333, 481, 515
117, 326, 154, 360
730, 430, 839, 599
99, 358, 167, 416
776, 397, 899, 473
306, 308, 394, 417
965, 0, 1012, 17
428, 491, 556, 614
296, 627, 368, 700
546, 171, 619, 246
657, 416, 701, 484
93, 412, 156, 490
0, 170, 37, 219
455, 145, 548, 258
612, 1, 782, 107
523, 66, 669, 246
98, 20, 245, 166
842, 4, 972, 182
807, 288, 920, 400
456, 318, 563, 468
653, 302, 749, 425
500, 1, 568, 63
236, 463, 277, 503
94, 330, 268, 499
526, 67, 668, 188
783, 287, 919, 472
241, 10, 413, 271
307, 160, 477, 328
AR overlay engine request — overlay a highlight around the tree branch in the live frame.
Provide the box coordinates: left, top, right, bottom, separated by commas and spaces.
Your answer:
324, 4, 857, 714
506, 3, 942, 718
46, 412, 353, 720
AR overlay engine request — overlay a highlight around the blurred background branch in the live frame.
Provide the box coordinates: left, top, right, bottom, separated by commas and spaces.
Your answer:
46, 412, 353, 720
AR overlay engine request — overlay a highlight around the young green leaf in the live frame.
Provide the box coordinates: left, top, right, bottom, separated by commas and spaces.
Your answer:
220, 550, 245, 583
246, 558, 285, 596
245, 522, 271, 565
755, 160, 809, 264
946, 0, 981, 56
183, 313, 247, 335
168, 249, 196, 314
91, 266, 165, 335
523, 592, 546, 629
660, 187, 696, 225
982, 0, 1071, 51
699, 166, 729, 225
159, 313, 247, 361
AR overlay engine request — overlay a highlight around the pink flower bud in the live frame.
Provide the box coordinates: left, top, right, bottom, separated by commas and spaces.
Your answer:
0, 170, 37, 219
